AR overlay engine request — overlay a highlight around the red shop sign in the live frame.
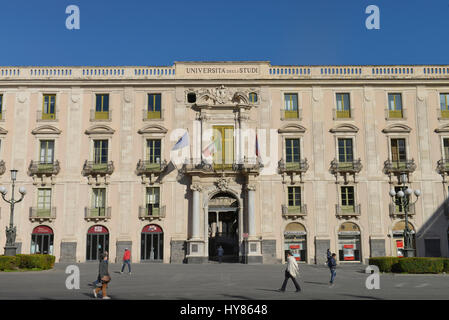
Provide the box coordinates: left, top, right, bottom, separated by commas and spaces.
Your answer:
88, 225, 109, 234
343, 244, 354, 249
32, 226, 53, 235
396, 240, 404, 249
289, 245, 300, 249
142, 224, 163, 233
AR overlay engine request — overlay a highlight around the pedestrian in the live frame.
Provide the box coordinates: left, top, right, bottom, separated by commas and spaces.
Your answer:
278, 251, 301, 292
326, 248, 331, 265
93, 253, 111, 299
328, 253, 337, 287
120, 248, 132, 274
92, 251, 108, 287
217, 245, 224, 263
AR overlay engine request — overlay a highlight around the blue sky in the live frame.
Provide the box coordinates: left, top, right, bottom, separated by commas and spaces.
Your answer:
0, 0, 446, 66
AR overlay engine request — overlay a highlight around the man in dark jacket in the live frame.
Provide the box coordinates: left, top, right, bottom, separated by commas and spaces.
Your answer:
328, 253, 337, 286
93, 253, 111, 299
217, 246, 224, 264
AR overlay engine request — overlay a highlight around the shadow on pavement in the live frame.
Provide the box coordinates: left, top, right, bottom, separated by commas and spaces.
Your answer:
341, 294, 384, 300
303, 281, 328, 286
255, 288, 282, 293
221, 294, 254, 300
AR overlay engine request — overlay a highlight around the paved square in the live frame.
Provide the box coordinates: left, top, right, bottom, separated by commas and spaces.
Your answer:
0, 263, 448, 300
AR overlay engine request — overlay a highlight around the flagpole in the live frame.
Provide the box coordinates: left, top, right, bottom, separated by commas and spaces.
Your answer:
187, 127, 192, 164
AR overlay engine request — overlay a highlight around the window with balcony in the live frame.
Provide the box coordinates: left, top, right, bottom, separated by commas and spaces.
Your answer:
340, 186, 355, 212
40, 140, 54, 164
145, 187, 160, 217
212, 126, 234, 170
391, 138, 407, 168
249, 92, 258, 103
146, 139, 161, 163
284, 93, 299, 119
336, 93, 351, 118
285, 138, 300, 170
94, 140, 108, 164
92, 188, 106, 216
388, 93, 403, 118
147, 94, 161, 119
288, 186, 301, 209
444, 138, 449, 160
338, 138, 353, 166
441, 93, 449, 119
42, 94, 56, 120
95, 94, 109, 120
37, 188, 52, 217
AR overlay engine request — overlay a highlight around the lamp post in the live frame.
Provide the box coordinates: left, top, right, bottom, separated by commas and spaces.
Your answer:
389, 173, 420, 258
1, 169, 26, 256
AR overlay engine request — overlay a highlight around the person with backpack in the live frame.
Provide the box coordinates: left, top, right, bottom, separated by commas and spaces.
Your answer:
278, 251, 301, 292
328, 253, 337, 287
93, 253, 111, 299
120, 248, 132, 274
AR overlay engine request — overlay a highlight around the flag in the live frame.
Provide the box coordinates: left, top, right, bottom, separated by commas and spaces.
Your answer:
255, 132, 260, 157
203, 138, 221, 157
171, 132, 189, 151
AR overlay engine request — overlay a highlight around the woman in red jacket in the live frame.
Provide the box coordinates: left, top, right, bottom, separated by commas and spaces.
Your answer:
120, 248, 132, 274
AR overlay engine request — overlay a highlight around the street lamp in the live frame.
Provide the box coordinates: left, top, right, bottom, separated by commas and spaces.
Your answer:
1, 169, 26, 256
389, 174, 420, 257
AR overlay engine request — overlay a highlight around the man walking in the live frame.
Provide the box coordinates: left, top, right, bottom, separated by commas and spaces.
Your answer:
93, 253, 111, 299
217, 245, 224, 264
328, 253, 337, 287
120, 248, 131, 274
278, 251, 301, 292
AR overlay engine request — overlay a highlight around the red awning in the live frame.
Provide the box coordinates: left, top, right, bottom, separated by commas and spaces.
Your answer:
32, 226, 53, 235
87, 225, 109, 234
142, 224, 163, 233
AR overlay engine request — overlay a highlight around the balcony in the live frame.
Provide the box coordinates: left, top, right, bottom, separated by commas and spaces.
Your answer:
138, 205, 166, 220
84, 207, 111, 221
437, 108, 449, 120
136, 160, 168, 175
37, 110, 58, 121
437, 159, 449, 176
0, 160, 5, 176
383, 159, 416, 174
281, 109, 301, 120
330, 159, 362, 174
336, 204, 361, 218
29, 207, 56, 222
179, 157, 263, 177
385, 108, 407, 120
278, 159, 309, 174
282, 204, 307, 219
28, 160, 60, 176
90, 109, 111, 121
142, 109, 163, 121
333, 108, 351, 120
82, 161, 114, 176
389, 202, 415, 217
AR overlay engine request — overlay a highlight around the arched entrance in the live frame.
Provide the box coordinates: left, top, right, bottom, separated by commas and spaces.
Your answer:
86, 225, 109, 261
208, 192, 239, 262
30, 225, 54, 255
141, 224, 163, 261
392, 220, 415, 257
284, 222, 307, 262
338, 222, 361, 262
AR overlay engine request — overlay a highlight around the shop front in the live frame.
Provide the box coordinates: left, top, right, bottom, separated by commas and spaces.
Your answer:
30, 225, 54, 255
141, 224, 163, 261
86, 225, 109, 261
338, 222, 361, 262
284, 222, 307, 263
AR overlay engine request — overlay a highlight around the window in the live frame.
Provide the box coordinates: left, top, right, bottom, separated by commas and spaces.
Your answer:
288, 186, 301, 208
388, 93, 403, 118
285, 138, 300, 169
336, 93, 351, 118
391, 138, 407, 167
249, 92, 258, 103
148, 94, 161, 119
338, 138, 353, 163
37, 188, 52, 214
0, 94, 3, 120
146, 187, 160, 216
284, 93, 298, 119
187, 92, 196, 103
444, 138, 449, 160
212, 126, 234, 170
341, 186, 355, 211
42, 94, 56, 120
146, 139, 161, 163
441, 93, 449, 118
95, 94, 109, 119
92, 188, 106, 216
39, 140, 54, 164
93, 140, 108, 164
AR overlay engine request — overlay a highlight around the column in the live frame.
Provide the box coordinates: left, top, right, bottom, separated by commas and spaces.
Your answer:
247, 184, 256, 237
191, 184, 202, 239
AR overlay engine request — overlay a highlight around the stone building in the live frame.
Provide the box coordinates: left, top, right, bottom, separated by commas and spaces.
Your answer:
0, 61, 449, 264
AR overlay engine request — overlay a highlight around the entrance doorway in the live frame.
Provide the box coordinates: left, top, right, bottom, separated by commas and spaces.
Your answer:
30, 225, 54, 255
141, 224, 163, 261
86, 225, 109, 261
338, 222, 361, 262
208, 193, 239, 262
284, 222, 307, 262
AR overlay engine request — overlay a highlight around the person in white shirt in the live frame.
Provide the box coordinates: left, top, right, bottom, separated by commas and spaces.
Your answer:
278, 251, 301, 292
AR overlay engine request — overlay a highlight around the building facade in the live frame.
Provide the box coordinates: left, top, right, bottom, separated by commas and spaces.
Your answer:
0, 61, 449, 264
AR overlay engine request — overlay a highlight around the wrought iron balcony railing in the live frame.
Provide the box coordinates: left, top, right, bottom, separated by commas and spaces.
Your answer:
29, 207, 56, 222
437, 159, 449, 174
138, 205, 166, 220
336, 204, 361, 217
330, 158, 362, 174
82, 161, 114, 176
278, 159, 309, 173
84, 206, 111, 221
180, 157, 263, 175
28, 160, 60, 175
0, 160, 5, 176
389, 202, 415, 217
282, 204, 307, 217
383, 159, 416, 174
136, 160, 167, 175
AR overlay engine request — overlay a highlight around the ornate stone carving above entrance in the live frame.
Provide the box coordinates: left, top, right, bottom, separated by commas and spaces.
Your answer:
215, 177, 229, 191
187, 85, 259, 108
